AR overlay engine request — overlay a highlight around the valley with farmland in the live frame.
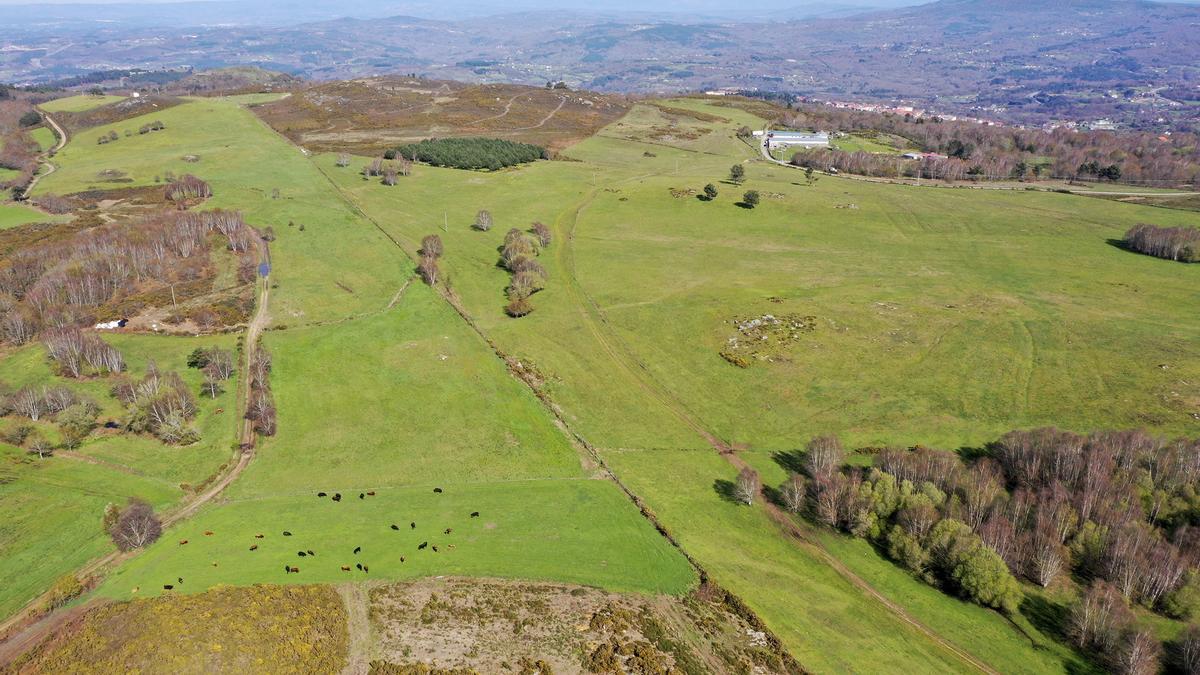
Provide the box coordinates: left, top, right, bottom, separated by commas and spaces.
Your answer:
0, 39, 1198, 674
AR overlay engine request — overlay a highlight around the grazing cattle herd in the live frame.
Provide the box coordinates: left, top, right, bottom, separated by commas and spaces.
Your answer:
154, 487, 481, 593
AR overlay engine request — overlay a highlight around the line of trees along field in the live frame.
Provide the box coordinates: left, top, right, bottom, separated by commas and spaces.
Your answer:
760, 428, 1200, 673
771, 104, 1200, 186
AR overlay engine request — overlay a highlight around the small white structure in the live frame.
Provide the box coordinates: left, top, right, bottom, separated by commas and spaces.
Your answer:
766, 131, 830, 150
95, 319, 127, 330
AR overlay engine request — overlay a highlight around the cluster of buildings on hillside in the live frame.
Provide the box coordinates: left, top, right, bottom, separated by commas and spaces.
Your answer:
755, 129, 831, 150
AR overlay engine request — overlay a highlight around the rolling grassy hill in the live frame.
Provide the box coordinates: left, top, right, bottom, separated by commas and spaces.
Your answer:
7, 87, 1198, 672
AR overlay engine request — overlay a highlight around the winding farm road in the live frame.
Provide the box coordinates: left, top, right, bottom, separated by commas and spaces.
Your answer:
756, 135, 1200, 197
21, 111, 68, 200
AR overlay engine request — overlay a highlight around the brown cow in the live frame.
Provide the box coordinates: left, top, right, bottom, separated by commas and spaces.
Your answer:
249, 545, 258, 551
341, 565, 351, 571
204, 531, 214, 536
179, 539, 188, 545
255, 533, 265, 539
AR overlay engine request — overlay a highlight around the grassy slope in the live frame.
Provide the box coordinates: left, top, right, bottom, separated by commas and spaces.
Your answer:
329, 99, 1200, 672
32, 96, 692, 604
30, 126, 56, 152
0, 333, 240, 617
0, 203, 66, 230
39, 95, 127, 114
101, 287, 695, 599
35, 97, 408, 325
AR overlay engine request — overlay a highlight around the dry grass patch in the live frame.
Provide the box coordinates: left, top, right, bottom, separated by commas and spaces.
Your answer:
255, 77, 628, 155
366, 577, 799, 674
10, 584, 348, 673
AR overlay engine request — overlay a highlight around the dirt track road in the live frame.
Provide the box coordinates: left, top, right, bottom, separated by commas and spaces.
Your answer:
21, 112, 68, 200
0, 245, 271, 666
755, 135, 1199, 197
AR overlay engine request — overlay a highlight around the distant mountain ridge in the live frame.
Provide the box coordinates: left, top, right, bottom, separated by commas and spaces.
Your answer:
1, 0, 1198, 127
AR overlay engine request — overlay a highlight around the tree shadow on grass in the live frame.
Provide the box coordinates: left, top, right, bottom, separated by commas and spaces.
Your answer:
1020, 593, 1070, 645
735, 202, 755, 209
712, 478, 741, 505
1105, 238, 1134, 253
772, 450, 807, 476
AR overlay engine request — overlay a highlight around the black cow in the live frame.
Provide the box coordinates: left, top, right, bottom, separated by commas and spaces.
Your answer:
433, 487, 443, 493
353, 546, 361, 554
400, 556, 406, 563
356, 563, 362, 571
418, 542, 428, 550
307, 550, 315, 556
390, 524, 399, 531
283, 531, 293, 536
470, 512, 480, 518
317, 492, 327, 497
163, 584, 174, 590
432, 545, 439, 553
177, 577, 184, 584
332, 493, 342, 502
444, 528, 452, 535
359, 493, 365, 499
298, 551, 307, 557
410, 522, 416, 529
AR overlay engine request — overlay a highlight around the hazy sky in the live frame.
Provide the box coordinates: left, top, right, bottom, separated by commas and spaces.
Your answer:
0, 0, 909, 6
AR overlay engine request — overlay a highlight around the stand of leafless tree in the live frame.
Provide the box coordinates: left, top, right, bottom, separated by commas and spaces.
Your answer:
777, 104, 1200, 187
1123, 223, 1200, 263
244, 346, 276, 436
0, 208, 258, 343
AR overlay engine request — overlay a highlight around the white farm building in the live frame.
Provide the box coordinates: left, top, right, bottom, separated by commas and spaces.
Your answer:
766, 131, 830, 150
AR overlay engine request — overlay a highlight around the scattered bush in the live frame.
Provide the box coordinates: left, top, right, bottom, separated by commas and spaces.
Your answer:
163, 174, 211, 202
107, 498, 161, 551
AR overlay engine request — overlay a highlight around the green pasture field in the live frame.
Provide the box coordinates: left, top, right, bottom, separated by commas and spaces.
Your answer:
0, 445, 180, 619
30, 126, 56, 152
100, 287, 695, 599
325, 96, 1200, 670
0, 333, 240, 617
229, 287, 586, 498
0, 203, 67, 229
34, 97, 408, 325
98, 478, 692, 601
39, 95, 126, 113
13, 88, 1200, 673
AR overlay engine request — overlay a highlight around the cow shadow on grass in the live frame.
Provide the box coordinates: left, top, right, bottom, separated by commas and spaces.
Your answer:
712, 478, 742, 505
